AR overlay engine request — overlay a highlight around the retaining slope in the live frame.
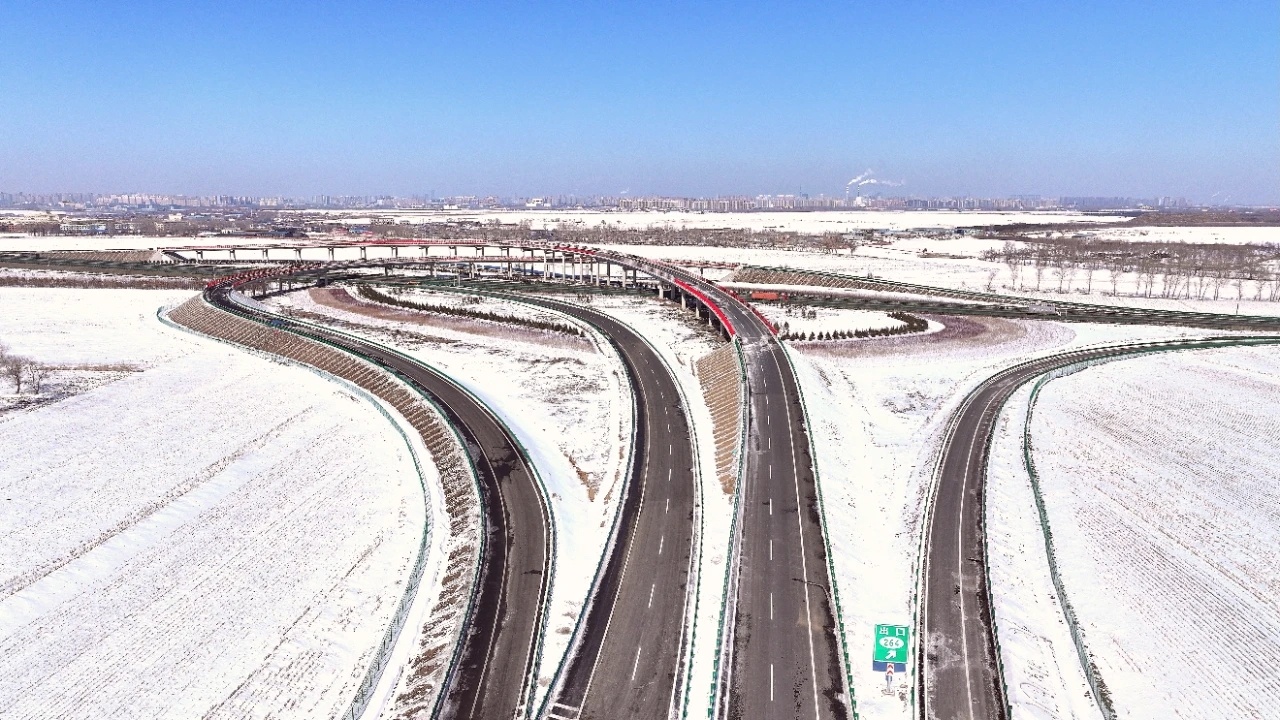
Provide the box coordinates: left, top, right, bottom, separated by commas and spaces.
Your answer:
694, 343, 745, 495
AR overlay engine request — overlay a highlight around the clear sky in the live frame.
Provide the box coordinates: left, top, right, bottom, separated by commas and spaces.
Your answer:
2, 1, 1276, 203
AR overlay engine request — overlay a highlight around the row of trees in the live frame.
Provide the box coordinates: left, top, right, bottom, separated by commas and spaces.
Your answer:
355, 285, 583, 336
0, 342, 52, 394
779, 311, 929, 341
985, 239, 1280, 301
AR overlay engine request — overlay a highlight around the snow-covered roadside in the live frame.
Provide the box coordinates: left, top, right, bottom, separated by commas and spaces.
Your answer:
558, 293, 727, 715
265, 287, 631, 709
782, 316, 1241, 719
0, 289, 429, 719
1020, 347, 1280, 719
986, 383, 1102, 720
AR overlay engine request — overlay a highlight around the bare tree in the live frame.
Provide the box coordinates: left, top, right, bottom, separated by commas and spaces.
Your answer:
984, 269, 999, 292
24, 362, 51, 394
1105, 256, 1127, 295
3, 355, 28, 394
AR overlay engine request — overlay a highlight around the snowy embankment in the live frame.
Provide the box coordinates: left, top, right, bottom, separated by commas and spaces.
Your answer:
0, 289, 427, 719
265, 286, 630, 709
782, 313, 1236, 719
996, 346, 1280, 720
986, 383, 1102, 720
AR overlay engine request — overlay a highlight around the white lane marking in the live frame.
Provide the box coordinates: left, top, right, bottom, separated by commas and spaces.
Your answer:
668, 467, 672, 483
669, 444, 673, 455
768, 436, 772, 449
769, 464, 772, 478
665, 497, 670, 514
770, 592, 774, 620
631, 645, 643, 682
766, 395, 769, 405
769, 539, 773, 560
769, 498, 773, 516
659, 534, 665, 555
649, 583, 656, 608
770, 663, 775, 702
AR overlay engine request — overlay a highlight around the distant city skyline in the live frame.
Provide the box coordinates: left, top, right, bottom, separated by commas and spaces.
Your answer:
0, 189, 1204, 213
1, 1, 1276, 204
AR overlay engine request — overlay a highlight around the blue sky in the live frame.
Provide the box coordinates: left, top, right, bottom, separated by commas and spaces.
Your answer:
2, 1, 1276, 202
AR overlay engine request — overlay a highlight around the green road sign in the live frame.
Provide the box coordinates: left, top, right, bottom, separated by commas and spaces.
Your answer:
872, 624, 910, 672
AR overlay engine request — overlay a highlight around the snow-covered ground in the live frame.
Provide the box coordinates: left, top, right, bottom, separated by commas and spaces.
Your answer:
783, 315, 1240, 718
264, 286, 630, 708
0, 288, 429, 719
1010, 346, 1280, 719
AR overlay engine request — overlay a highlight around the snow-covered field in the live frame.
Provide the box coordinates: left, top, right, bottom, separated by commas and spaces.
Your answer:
0, 289, 428, 719
784, 315, 1236, 718
1072, 225, 1278, 246
264, 286, 630, 707
1008, 346, 1280, 719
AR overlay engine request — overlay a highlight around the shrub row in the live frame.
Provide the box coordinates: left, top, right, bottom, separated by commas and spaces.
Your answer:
354, 285, 582, 336
779, 311, 928, 342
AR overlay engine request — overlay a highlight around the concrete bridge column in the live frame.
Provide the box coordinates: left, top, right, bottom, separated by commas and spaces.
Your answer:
294, 248, 302, 260
229, 248, 237, 260
328, 247, 335, 261
360, 246, 367, 261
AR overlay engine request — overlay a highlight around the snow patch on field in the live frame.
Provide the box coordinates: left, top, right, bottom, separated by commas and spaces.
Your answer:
1023, 347, 1280, 719
0, 289, 427, 719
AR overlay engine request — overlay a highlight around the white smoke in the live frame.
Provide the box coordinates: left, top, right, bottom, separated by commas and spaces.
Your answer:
845, 170, 903, 190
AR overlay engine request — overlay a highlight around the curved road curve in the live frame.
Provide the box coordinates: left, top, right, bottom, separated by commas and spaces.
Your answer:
919, 335, 1280, 720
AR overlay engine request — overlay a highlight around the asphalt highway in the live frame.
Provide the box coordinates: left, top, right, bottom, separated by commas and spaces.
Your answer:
207, 286, 552, 720
662, 274, 849, 720
919, 335, 1280, 720
513, 297, 700, 720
